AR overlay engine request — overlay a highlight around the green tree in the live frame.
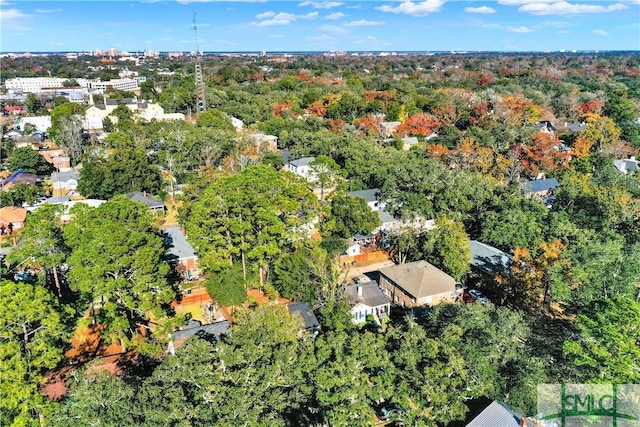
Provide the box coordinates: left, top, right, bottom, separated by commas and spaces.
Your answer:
63, 197, 176, 351
211, 304, 314, 425
185, 165, 319, 286
195, 109, 233, 130
0, 281, 70, 426
422, 216, 471, 280
427, 303, 547, 415
135, 338, 221, 426
309, 155, 345, 203
204, 263, 249, 307
564, 297, 640, 383
325, 194, 381, 238
49, 102, 84, 142
78, 147, 162, 199
0, 183, 41, 208
272, 245, 328, 302
5, 205, 68, 298
49, 370, 137, 426
7, 147, 54, 175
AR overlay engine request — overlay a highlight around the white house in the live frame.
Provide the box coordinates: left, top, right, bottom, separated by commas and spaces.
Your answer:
13, 116, 52, 132
345, 281, 391, 325
51, 169, 79, 193
289, 157, 316, 182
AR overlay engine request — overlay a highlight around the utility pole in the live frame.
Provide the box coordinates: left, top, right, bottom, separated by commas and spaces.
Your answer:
192, 12, 207, 115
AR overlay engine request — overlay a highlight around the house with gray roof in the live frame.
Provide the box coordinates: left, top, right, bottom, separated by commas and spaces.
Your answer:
462, 399, 535, 427
51, 169, 79, 193
168, 319, 230, 355
345, 280, 390, 325
613, 156, 640, 175
289, 157, 317, 182
379, 260, 460, 308
165, 226, 200, 280
565, 121, 586, 132
126, 191, 165, 213
287, 301, 320, 336
520, 178, 559, 198
469, 241, 512, 275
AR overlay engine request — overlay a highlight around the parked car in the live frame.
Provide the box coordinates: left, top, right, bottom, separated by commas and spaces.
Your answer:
469, 289, 489, 303
375, 403, 400, 421
462, 290, 475, 304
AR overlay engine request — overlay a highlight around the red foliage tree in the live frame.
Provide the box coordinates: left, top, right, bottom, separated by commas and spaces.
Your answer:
476, 74, 495, 85
395, 113, 439, 137
520, 132, 570, 177
273, 102, 294, 117
305, 100, 327, 118
579, 100, 604, 115
354, 114, 382, 136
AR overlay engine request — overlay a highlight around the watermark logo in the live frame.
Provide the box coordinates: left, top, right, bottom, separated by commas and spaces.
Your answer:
538, 384, 640, 427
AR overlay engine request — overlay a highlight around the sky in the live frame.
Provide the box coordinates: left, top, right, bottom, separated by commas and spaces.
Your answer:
1, 0, 639, 53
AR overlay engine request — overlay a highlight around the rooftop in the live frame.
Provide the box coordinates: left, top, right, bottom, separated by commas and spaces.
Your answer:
345, 281, 389, 308
379, 260, 456, 299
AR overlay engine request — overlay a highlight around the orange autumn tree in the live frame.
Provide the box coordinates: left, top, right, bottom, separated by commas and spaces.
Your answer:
305, 100, 327, 117
273, 102, 294, 117
495, 241, 571, 310
354, 114, 382, 136
426, 143, 449, 158
571, 135, 593, 159
395, 113, 439, 137
520, 132, 570, 177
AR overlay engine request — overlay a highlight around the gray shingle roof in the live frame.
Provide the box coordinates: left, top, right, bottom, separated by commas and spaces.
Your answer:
126, 191, 165, 209
469, 240, 511, 274
345, 281, 389, 308
290, 157, 315, 167
170, 320, 230, 343
466, 401, 522, 427
379, 260, 456, 299
165, 226, 197, 261
520, 178, 559, 194
348, 188, 381, 203
287, 302, 320, 331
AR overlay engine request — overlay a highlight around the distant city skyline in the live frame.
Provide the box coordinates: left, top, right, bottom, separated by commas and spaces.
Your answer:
1, 0, 639, 53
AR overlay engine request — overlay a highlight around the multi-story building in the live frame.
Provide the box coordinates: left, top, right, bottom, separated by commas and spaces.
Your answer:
86, 78, 139, 92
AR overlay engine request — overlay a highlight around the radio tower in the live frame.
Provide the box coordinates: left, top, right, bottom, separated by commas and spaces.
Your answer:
192, 12, 207, 114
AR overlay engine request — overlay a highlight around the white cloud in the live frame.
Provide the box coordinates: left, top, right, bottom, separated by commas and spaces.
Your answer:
252, 11, 318, 26
318, 24, 348, 34
507, 25, 535, 32
498, 0, 554, 5
464, 6, 496, 13
519, 2, 628, 15
593, 29, 609, 36
1, 7, 28, 20
376, 0, 446, 16
0, 7, 32, 31
256, 11, 275, 19
35, 8, 62, 13
298, 1, 344, 8
533, 20, 571, 28
352, 35, 378, 44
325, 11, 346, 19
344, 19, 384, 26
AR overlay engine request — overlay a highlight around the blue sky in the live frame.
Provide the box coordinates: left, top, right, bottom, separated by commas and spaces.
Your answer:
1, 0, 639, 52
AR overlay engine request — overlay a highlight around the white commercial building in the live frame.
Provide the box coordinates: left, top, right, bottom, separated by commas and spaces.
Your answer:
87, 78, 139, 92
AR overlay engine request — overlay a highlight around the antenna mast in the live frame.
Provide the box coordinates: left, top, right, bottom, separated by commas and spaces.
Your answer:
192, 12, 207, 114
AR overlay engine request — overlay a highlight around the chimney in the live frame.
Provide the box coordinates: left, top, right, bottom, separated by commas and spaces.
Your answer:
103, 95, 107, 105
357, 285, 363, 297
89, 92, 94, 106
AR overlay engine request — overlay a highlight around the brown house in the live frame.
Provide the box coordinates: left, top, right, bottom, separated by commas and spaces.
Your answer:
0, 206, 27, 234
378, 260, 460, 308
